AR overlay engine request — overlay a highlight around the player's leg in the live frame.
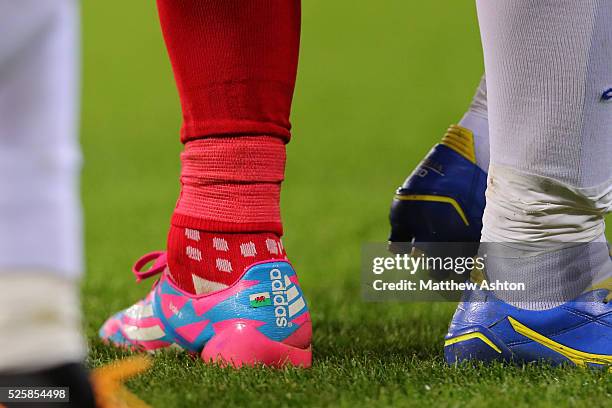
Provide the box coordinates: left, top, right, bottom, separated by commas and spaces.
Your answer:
445, 0, 611, 365
100, 0, 311, 368
0, 0, 95, 404
158, 0, 300, 294
389, 75, 489, 254
458, 75, 489, 172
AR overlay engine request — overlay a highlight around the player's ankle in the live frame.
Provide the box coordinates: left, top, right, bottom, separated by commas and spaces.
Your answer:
167, 226, 287, 295
169, 136, 288, 295
480, 166, 612, 309
175, 136, 285, 230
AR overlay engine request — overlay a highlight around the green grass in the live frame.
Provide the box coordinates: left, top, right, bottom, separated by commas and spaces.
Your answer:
81, 1, 611, 407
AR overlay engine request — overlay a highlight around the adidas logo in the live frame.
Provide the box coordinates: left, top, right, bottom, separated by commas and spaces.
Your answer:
270, 268, 306, 327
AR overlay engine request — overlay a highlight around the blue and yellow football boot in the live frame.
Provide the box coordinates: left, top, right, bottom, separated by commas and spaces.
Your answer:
389, 125, 487, 256
444, 282, 612, 368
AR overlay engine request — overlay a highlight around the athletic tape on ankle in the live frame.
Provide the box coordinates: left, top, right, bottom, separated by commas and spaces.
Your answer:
180, 136, 286, 183
481, 164, 612, 251
175, 136, 286, 233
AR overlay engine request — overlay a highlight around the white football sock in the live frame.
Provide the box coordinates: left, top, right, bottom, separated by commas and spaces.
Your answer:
0, 0, 85, 372
458, 75, 490, 173
476, 0, 612, 309
0, 0, 82, 278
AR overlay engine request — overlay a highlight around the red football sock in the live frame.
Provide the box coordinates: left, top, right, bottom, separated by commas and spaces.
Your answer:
156, 0, 301, 294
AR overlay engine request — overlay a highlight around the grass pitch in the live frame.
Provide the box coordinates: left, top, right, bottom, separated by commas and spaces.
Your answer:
81, 1, 611, 406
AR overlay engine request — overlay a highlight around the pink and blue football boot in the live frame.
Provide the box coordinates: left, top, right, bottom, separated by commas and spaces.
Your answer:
100, 252, 312, 368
